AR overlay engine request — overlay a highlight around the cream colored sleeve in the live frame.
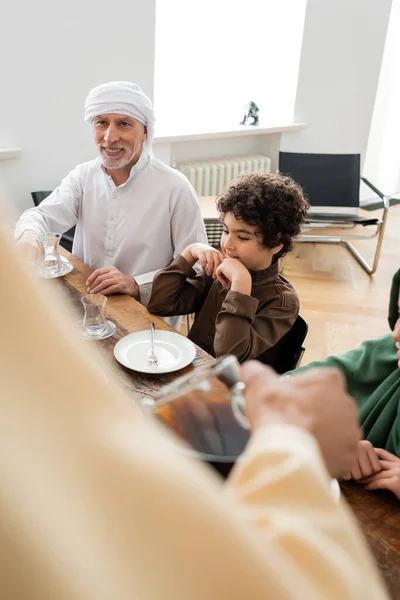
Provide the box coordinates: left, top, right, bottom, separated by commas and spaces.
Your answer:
225, 424, 388, 600
0, 222, 388, 600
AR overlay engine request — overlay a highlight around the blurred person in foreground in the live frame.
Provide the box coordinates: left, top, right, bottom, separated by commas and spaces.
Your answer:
0, 223, 389, 599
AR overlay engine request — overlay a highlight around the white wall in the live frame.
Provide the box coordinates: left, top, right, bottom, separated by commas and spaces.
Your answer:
1, 0, 394, 217
155, 0, 393, 175
0, 0, 156, 218
154, 133, 284, 171
281, 0, 392, 170
364, 0, 400, 194
154, 0, 306, 127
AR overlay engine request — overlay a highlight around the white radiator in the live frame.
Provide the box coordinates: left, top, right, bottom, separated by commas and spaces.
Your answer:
177, 154, 271, 196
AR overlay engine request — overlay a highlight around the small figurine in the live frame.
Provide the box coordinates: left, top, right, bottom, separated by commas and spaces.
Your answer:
240, 101, 260, 126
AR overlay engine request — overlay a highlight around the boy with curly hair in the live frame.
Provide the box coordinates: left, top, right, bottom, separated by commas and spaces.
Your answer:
148, 172, 308, 364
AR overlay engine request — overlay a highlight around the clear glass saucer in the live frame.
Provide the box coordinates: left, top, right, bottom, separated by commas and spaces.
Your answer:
39, 256, 74, 279
81, 319, 117, 340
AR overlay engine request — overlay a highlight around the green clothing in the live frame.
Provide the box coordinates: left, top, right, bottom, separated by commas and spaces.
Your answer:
388, 268, 400, 330
293, 268, 400, 456
294, 335, 400, 455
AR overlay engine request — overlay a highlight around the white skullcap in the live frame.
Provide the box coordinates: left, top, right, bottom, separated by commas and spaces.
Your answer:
84, 81, 155, 152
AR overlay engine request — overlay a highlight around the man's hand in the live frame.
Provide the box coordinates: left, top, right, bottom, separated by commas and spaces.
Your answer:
216, 258, 252, 294
392, 317, 400, 368
16, 230, 42, 265
363, 448, 400, 499
341, 440, 382, 481
86, 266, 139, 298
240, 361, 361, 478
181, 243, 224, 277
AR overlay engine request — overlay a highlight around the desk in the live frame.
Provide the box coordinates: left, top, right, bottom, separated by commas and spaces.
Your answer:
58, 249, 215, 401
58, 250, 399, 597
341, 481, 400, 599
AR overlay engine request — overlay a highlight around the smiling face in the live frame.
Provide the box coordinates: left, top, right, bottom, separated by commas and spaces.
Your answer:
92, 113, 147, 170
220, 212, 283, 271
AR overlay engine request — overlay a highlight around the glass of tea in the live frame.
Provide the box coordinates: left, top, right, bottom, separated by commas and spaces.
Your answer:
148, 355, 250, 478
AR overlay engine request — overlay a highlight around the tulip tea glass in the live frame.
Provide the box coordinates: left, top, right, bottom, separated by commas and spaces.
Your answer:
81, 294, 116, 340
37, 232, 64, 277
147, 355, 250, 477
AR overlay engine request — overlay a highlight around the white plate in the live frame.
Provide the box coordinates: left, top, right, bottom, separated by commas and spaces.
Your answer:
114, 329, 197, 374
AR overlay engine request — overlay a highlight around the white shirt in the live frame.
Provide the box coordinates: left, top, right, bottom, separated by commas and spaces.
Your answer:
15, 151, 207, 304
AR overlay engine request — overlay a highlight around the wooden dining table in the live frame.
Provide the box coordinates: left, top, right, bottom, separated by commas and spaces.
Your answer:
57, 248, 215, 402
57, 248, 399, 599
341, 482, 399, 599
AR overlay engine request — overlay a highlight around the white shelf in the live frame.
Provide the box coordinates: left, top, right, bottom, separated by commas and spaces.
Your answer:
153, 122, 306, 144
0, 147, 22, 160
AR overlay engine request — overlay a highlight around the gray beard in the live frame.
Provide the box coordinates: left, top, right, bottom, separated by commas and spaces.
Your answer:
99, 147, 142, 170
101, 154, 133, 170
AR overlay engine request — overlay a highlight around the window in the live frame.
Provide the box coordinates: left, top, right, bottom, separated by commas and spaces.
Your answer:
154, 0, 307, 131
364, 0, 400, 195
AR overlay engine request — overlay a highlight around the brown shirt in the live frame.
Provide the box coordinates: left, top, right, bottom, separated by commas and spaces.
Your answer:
148, 255, 299, 364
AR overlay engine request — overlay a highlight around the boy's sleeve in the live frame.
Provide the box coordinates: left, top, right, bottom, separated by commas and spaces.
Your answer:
147, 255, 210, 317
214, 289, 298, 362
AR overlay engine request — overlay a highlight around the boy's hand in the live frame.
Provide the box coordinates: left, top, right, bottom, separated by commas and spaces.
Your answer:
341, 440, 382, 481
181, 243, 223, 277
216, 258, 252, 294
363, 448, 400, 499
392, 317, 400, 368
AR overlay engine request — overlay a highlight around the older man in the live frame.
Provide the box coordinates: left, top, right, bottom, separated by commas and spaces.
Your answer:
15, 81, 207, 304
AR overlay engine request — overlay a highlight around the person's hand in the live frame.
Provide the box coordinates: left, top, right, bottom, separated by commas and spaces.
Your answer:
216, 258, 252, 293
181, 243, 224, 277
240, 361, 361, 478
362, 448, 400, 499
392, 317, 400, 368
341, 440, 382, 481
86, 266, 139, 298
16, 230, 42, 265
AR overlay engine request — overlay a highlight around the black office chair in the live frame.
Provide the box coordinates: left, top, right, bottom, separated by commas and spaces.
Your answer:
204, 219, 223, 249
31, 191, 75, 253
273, 314, 308, 375
279, 152, 390, 275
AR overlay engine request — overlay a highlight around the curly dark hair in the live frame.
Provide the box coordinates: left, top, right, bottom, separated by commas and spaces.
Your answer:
216, 172, 309, 259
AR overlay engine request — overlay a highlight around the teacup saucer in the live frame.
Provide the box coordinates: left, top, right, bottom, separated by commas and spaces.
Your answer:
39, 256, 74, 279
81, 319, 117, 340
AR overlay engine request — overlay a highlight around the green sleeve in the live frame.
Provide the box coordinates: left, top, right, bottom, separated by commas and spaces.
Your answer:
292, 334, 400, 455
293, 334, 397, 399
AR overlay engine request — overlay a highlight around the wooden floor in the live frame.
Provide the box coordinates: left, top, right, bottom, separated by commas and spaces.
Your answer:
281, 205, 400, 365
